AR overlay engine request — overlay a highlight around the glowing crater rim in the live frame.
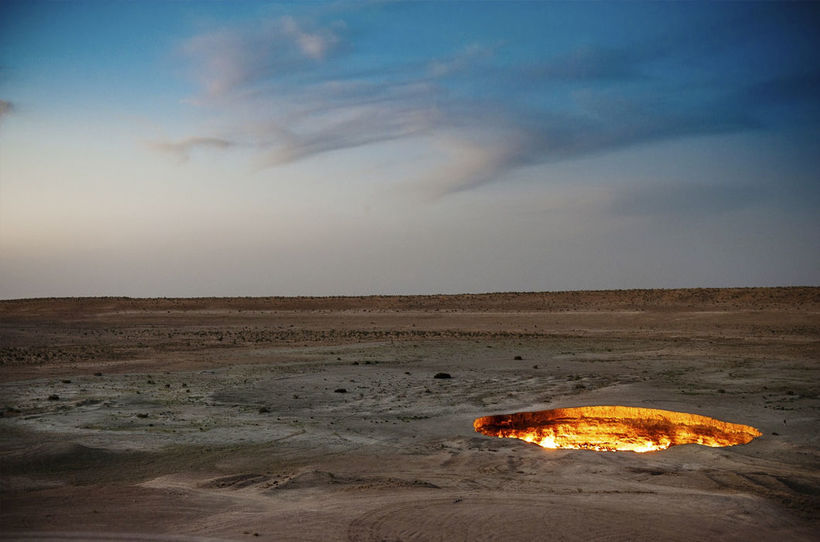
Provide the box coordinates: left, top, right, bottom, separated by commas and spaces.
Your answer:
473, 405, 762, 453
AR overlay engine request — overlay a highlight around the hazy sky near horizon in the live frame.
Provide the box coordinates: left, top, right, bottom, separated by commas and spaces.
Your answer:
1, 1, 819, 298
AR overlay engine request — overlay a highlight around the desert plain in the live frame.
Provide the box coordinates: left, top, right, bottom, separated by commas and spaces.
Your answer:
0, 288, 818, 541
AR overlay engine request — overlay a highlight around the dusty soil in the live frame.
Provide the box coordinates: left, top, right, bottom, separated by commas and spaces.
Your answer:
1, 288, 818, 541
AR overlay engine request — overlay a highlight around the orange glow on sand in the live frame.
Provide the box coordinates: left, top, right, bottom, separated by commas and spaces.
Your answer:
474, 406, 761, 453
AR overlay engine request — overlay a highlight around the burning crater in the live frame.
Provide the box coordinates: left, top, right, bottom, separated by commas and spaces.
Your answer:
474, 406, 761, 453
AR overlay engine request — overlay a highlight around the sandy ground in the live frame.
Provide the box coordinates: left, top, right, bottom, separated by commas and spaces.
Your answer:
1, 288, 818, 541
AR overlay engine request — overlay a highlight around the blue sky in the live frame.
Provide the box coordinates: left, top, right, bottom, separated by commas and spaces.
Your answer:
1, 1, 818, 297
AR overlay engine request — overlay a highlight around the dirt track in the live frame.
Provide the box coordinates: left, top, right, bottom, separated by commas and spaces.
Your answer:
1, 288, 818, 541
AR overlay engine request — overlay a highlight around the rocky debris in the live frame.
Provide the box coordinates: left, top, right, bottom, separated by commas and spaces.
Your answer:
1, 407, 21, 417
434, 373, 451, 379
201, 473, 270, 489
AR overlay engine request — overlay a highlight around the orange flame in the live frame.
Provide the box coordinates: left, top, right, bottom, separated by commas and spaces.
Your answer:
474, 406, 761, 453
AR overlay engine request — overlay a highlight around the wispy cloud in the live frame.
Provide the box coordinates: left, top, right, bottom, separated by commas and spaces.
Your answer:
177, 15, 445, 169
168, 7, 817, 198
181, 16, 346, 100
149, 136, 234, 161
412, 94, 757, 196
427, 43, 495, 78
255, 102, 437, 168
410, 135, 525, 198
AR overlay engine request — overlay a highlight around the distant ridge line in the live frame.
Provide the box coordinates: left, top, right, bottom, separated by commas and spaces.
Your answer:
1, 287, 817, 313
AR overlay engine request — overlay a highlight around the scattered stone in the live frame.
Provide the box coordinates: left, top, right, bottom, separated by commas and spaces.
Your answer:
259, 406, 271, 413
434, 372, 451, 379
532, 365, 539, 369
136, 413, 149, 418
772, 432, 779, 436
352, 361, 359, 365
514, 355, 523, 360
93, 372, 102, 377
718, 389, 726, 393
48, 394, 60, 401
61, 379, 72, 384
334, 388, 348, 393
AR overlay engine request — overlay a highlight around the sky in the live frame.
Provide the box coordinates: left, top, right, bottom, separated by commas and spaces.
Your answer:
1, 1, 819, 298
